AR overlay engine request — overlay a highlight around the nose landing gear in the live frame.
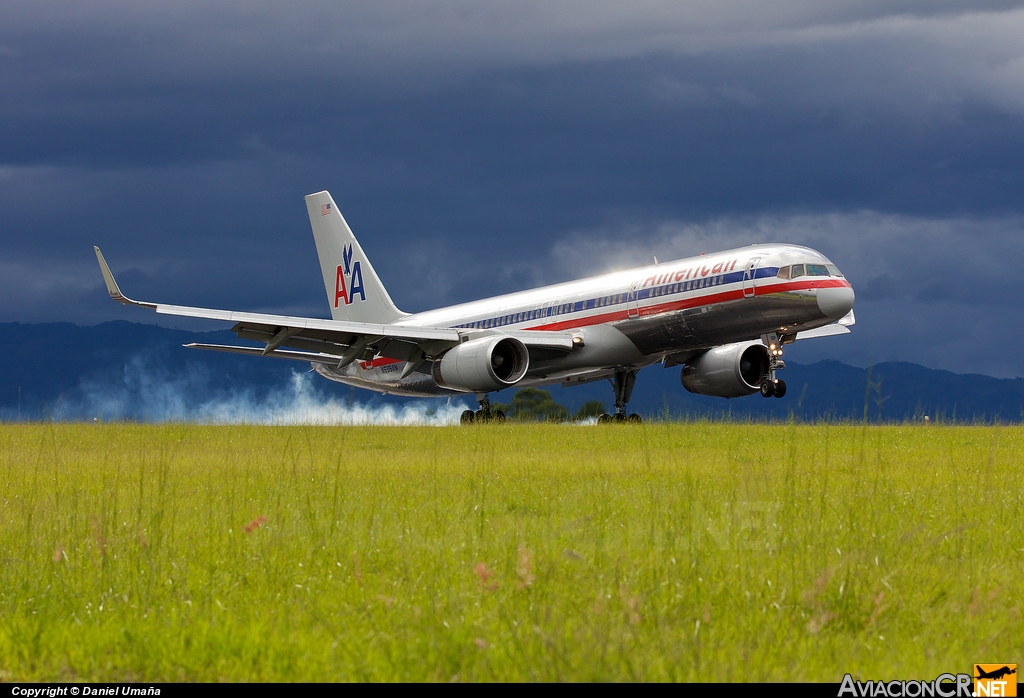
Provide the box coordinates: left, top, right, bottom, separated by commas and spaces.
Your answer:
759, 378, 787, 398
760, 333, 788, 399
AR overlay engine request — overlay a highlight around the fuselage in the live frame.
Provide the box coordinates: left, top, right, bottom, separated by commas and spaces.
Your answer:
315, 243, 854, 396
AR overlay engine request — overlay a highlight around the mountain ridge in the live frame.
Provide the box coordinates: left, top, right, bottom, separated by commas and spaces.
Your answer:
2, 321, 1022, 423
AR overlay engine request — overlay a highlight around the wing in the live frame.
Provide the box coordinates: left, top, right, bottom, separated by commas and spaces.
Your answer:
94, 247, 574, 373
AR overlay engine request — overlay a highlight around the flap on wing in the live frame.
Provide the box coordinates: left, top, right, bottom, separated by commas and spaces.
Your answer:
456, 328, 576, 362
503, 329, 575, 352
155, 303, 460, 344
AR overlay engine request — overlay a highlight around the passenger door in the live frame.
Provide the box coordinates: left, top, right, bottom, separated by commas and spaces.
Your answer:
742, 257, 760, 298
627, 282, 641, 318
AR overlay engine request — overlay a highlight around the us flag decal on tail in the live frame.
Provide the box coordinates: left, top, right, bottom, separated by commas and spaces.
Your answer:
321, 203, 332, 216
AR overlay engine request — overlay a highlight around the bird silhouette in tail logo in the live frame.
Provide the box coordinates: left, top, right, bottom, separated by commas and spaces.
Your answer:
334, 243, 366, 307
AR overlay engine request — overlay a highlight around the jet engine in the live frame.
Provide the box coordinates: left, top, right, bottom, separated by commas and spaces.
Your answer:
432, 336, 530, 393
681, 341, 771, 398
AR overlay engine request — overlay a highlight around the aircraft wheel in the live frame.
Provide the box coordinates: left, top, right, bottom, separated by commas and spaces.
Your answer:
760, 381, 774, 398
773, 380, 787, 398
627, 414, 642, 423
476, 409, 492, 423
597, 413, 611, 424
613, 413, 626, 423
494, 410, 506, 423
460, 410, 475, 425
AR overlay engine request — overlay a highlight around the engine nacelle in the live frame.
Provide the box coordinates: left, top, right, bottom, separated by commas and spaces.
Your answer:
432, 336, 530, 393
681, 341, 771, 398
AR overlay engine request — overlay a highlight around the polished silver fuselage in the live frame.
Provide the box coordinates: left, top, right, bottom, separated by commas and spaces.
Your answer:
315, 243, 855, 397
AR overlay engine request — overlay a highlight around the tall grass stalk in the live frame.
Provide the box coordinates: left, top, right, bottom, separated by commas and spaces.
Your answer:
0, 423, 1020, 681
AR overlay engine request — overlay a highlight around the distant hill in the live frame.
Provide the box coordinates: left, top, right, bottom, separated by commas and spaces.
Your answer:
2, 321, 1022, 423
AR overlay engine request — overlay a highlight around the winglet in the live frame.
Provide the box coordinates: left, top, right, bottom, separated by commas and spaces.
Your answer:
93, 246, 155, 308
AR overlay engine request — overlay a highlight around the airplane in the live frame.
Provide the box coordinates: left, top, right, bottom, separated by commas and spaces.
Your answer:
94, 190, 855, 424
975, 666, 1016, 681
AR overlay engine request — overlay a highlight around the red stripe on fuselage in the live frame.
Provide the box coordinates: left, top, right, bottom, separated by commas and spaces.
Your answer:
527, 278, 850, 332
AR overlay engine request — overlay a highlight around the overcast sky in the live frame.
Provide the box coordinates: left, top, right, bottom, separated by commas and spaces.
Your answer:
3, 1, 1024, 377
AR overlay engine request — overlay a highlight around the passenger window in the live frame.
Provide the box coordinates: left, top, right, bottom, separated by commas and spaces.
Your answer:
778, 266, 791, 280
791, 264, 804, 278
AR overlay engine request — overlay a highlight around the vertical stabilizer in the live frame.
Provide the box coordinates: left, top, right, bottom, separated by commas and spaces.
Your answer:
305, 191, 405, 323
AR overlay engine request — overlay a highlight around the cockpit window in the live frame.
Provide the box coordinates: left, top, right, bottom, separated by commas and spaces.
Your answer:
782, 262, 844, 279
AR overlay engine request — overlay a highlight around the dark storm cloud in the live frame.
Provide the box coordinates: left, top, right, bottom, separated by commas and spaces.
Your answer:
2, 1, 1024, 376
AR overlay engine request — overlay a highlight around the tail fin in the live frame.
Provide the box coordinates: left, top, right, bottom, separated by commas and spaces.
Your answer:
305, 191, 405, 323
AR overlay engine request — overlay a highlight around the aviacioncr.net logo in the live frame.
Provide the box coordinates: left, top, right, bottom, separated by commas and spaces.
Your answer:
974, 665, 1017, 697
838, 674, 973, 698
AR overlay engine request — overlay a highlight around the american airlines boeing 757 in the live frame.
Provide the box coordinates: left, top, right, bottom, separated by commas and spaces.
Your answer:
94, 190, 855, 423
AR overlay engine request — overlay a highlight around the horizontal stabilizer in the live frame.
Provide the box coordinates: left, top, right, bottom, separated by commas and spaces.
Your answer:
797, 309, 855, 340
184, 343, 343, 364
796, 323, 851, 340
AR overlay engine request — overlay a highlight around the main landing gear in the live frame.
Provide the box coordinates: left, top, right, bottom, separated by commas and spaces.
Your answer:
597, 369, 642, 423
759, 333, 788, 399
460, 394, 506, 424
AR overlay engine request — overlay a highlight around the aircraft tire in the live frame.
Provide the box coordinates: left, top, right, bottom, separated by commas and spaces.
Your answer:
760, 381, 774, 398
773, 380, 787, 398
494, 410, 506, 422
460, 410, 475, 425
598, 414, 611, 424
613, 413, 626, 423
627, 414, 642, 423
476, 409, 492, 423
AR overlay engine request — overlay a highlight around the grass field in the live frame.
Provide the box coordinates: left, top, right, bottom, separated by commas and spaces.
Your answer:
1, 423, 1021, 682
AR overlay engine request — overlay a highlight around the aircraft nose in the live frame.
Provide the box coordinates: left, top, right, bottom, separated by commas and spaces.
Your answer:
817, 285, 855, 319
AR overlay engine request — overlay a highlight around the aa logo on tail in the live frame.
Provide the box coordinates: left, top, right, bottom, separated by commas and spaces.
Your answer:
975, 664, 1017, 697
334, 243, 366, 307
